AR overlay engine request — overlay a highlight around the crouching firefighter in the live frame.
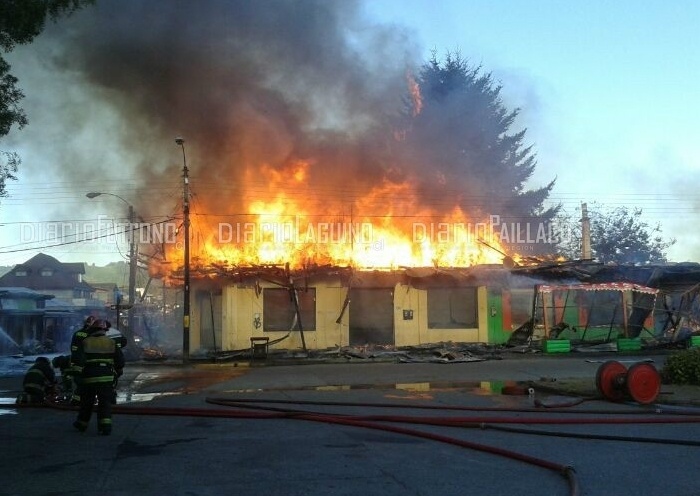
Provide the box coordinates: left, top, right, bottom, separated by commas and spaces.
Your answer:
72, 319, 125, 436
18, 357, 56, 404
52, 355, 75, 403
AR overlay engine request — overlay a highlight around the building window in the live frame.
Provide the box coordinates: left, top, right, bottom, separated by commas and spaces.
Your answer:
427, 287, 478, 329
263, 288, 316, 332
40, 268, 54, 277
15, 270, 27, 276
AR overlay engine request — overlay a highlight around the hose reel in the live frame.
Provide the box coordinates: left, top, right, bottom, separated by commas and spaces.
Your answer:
595, 360, 661, 405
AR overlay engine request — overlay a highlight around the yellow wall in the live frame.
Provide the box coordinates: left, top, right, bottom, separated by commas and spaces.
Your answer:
221, 285, 237, 350
393, 283, 420, 347
315, 284, 348, 348
197, 281, 347, 353
393, 284, 486, 346
192, 280, 488, 353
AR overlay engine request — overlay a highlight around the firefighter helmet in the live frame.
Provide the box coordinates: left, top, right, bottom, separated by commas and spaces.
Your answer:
89, 319, 109, 330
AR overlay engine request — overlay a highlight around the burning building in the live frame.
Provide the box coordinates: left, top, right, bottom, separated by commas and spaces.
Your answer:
2, 2, 696, 359
14, 1, 568, 355
147, 161, 535, 354
179, 264, 523, 356
162, 257, 700, 357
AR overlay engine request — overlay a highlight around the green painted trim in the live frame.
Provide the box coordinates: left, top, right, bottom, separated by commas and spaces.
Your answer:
487, 290, 509, 344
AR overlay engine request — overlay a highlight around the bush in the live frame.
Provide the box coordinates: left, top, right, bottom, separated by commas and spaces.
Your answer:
661, 348, 700, 385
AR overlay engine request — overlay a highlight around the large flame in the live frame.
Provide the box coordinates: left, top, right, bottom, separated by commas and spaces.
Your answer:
148, 75, 517, 278
152, 158, 513, 277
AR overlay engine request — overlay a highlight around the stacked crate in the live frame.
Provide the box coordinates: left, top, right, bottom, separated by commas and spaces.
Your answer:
542, 339, 571, 353
616, 337, 642, 352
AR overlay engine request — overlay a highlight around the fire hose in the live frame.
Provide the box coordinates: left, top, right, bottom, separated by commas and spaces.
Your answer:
10, 395, 700, 496
7, 356, 700, 496
36, 398, 582, 496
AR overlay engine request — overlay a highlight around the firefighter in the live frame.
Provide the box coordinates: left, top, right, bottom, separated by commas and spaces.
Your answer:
51, 355, 74, 402
69, 316, 96, 404
72, 319, 125, 436
18, 357, 56, 404
104, 320, 126, 404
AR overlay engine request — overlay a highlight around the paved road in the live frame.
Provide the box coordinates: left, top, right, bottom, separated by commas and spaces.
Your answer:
1, 353, 698, 496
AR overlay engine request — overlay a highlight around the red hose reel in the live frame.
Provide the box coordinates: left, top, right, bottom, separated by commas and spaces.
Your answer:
595, 360, 661, 405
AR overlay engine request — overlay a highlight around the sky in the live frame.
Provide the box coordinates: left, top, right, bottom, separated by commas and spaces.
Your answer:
368, 1, 700, 263
0, 0, 698, 268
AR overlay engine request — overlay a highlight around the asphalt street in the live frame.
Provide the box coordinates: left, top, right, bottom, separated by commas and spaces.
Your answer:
1, 354, 699, 496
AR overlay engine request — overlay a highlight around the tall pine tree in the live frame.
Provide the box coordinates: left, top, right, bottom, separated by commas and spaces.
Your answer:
395, 52, 558, 253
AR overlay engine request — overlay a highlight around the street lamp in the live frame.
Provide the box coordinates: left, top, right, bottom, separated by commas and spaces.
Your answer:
86, 191, 137, 343
175, 137, 191, 363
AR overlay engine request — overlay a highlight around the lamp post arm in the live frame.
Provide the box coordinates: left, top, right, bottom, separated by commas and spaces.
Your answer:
86, 191, 138, 352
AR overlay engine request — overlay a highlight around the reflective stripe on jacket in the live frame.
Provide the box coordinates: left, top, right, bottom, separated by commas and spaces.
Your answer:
79, 333, 124, 385
70, 329, 89, 373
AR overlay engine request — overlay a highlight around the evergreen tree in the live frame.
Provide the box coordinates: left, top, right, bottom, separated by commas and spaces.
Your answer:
396, 52, 557, 236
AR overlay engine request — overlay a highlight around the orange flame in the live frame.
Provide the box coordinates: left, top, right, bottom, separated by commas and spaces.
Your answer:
153, 158, 513, 277
406, 72, 423, 117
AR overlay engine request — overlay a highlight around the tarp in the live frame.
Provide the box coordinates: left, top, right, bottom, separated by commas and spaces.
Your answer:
538, 282, 658, 295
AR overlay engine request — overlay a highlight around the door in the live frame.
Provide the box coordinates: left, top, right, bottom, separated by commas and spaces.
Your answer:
348, 288, 394, 346
198, 290, 222, 352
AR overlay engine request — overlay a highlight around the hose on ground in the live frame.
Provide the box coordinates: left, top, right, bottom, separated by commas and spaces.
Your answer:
194, 396, 661, 415
204, 397, 700, 426
9, 397, 582, 496
10, 394, 700, 496
477, 423, 700, 447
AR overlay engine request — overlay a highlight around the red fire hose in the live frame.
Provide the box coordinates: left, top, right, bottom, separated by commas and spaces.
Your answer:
10, 391, 700, 496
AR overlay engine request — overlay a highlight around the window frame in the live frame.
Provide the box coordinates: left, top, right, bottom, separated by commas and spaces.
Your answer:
427, 286, 478, 329
263, 287, 316, 332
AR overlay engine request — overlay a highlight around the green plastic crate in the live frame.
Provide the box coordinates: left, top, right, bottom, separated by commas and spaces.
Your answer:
690, 336, 700, 348
617, 338, 641, 351
543, 339, 571, 353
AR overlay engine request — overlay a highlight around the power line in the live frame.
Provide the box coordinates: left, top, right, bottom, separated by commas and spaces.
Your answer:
0, 218, 176, 255
6, 178, 698, 201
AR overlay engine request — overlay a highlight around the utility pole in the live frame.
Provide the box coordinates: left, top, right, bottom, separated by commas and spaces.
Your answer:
127, 204, 137, 338
581, 202, 592, 260
176, 137, 191, 363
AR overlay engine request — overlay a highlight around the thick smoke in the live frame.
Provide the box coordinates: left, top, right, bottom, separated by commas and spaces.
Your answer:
30, 0, 422, 221
5, 0, 562, 268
